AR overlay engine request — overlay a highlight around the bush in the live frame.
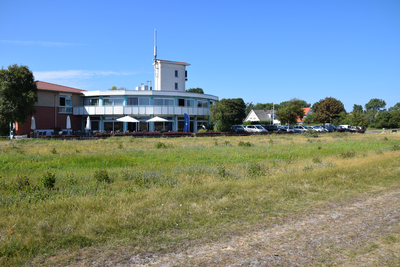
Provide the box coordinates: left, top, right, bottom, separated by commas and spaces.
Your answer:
303, 130, 318, 138
238, 141, 252, 147
197, 129, 207, 133
94, 170, 111, 183
41, 172, 56, 189
155, 142, 167, 149
340, 150, 356, 159
14, 175, 31, 190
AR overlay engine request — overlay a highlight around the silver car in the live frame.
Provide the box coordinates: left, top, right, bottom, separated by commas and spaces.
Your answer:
245, 125, 268, 133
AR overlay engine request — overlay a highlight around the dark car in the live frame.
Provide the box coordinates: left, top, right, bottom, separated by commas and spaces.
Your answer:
231, 125, 246, 133
261, 124, 278, 132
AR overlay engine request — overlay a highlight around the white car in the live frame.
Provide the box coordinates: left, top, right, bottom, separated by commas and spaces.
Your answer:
293, 125, 309, 132
245, 125, 268, 133
311, 125, 326, 132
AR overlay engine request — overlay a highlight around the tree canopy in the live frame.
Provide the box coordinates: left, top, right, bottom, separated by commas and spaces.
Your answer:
210, 98, 246, 131
275, 98, 305, 125
365, 98, 386, 112
388, 102, 400, 112
352, 104, 363, 114
0, 64, 38, 125
279, 99, 310, 109
186, 88, 204, 94
312, 97, 345, 124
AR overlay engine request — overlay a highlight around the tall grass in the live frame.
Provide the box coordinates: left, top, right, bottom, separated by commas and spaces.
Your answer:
0, 134, 399, 265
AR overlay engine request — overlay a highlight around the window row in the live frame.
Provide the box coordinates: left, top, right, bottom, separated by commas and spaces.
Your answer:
83, 98, 211, 107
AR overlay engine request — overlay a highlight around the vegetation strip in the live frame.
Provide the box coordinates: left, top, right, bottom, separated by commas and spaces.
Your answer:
0, 134, 399, 265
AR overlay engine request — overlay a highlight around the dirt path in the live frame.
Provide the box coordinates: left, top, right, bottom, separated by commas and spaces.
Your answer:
58, 189, 400, 266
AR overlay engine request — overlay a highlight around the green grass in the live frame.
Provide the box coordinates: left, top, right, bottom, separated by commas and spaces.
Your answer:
0, 134, 400, 265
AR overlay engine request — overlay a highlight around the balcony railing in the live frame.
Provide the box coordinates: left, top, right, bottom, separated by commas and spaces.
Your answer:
73, 105, 210, 116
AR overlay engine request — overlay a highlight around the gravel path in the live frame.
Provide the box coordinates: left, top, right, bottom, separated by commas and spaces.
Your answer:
60, 189, 400, 267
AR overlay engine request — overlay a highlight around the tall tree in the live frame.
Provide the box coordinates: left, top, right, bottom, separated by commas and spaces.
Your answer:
186, 87, 204, 94
352, 104, 363, 113
388, 102, 400, 112
275, 98, 305, 125
0, 64, 38, 126
109, 86, 118, 90
365, 98, 386, 112
312, 97, 345, 124
210, 98, 246, 131
245, 102, 254, 115
348, 112, 369, 128
280, 99, 310, 109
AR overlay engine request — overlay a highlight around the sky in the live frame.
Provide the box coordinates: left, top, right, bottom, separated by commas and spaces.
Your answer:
1, 0, 399, 112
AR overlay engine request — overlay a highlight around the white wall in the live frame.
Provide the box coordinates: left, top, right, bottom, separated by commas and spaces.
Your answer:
154, 61, 188, 92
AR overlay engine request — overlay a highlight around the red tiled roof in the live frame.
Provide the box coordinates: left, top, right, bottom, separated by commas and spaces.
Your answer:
155, 59, 191, 66
297, 107, 312, 122
35, 81, 86, 94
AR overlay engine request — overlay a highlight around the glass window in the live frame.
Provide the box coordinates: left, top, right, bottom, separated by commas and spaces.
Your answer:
175, 83, 178, 90
154, 99, 164, 106
91, 99, 99, 106
178, 99, 185, 107
103, 99, 113, 106
127, 98, 138, 105
165, 99, 174, 106
175, 70, 178, 77
114, 99, 123, 106
139, 98, 150, 105
187, 100, 194, 107
59, 95, 72, 113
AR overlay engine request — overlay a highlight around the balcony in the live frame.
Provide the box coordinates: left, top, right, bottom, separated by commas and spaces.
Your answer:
73, 105, 210, 116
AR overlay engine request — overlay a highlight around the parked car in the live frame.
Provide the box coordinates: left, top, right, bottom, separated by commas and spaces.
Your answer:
231, 125, 246, 133
336, 125, 347, 132
311, 125, 326, 132
293, 125, 309, 132
278, 126, 301, 133
261, 124, 279, 132
245, 125, 268, 133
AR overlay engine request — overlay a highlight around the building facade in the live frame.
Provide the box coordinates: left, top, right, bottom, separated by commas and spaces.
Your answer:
14, 59, 218, 136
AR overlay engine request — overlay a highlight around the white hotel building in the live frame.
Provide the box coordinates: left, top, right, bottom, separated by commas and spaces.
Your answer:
72, 59, 219, 133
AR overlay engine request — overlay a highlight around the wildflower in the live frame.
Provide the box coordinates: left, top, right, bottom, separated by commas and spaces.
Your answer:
10, 229, 14, 236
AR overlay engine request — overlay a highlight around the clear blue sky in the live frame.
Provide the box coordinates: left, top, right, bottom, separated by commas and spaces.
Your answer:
1, 0, 399, 112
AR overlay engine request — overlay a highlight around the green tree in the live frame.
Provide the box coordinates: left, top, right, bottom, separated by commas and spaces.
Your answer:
373, 111, 391, 128
275, 98, 305, 125
348, 112, 369, 128
245, 102, 254, 115
365, 98, 386, 112
279, 99, 310, 109
389, 111, 400, 128
312, 97, 345, 124
109, 86, 118, 90
0, 64, 38, 127
210, 98, 246, 131
186, 87, 204, 94
388, 102, 400, 112
352, 104, 363, 113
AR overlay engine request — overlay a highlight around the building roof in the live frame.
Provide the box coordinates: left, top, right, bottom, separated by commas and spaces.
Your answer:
155, 59, 191, 66
35, 81, 86, 94
253, 109, 275, 121
297, 107, 312, 122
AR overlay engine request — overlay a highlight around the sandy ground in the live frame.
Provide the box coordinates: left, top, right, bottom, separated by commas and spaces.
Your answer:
46, 188, 400, 267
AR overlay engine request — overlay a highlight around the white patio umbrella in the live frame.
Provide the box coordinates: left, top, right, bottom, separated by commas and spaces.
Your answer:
66, 115, 71, 129
116, 116, 140, 123
86, 116, 91, 130
117, 115, 140, 132
146, 116, 168, 131
31, 116, 36, 130
146, 116, 168, 122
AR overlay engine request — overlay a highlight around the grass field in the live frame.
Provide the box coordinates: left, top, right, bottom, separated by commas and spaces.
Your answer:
0, 133, 399, 265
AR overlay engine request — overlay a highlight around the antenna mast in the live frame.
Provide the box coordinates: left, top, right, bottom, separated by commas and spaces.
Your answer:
154, 29, 157, 61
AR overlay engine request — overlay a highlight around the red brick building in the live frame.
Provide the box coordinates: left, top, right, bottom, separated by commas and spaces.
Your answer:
13, 81, 86, 136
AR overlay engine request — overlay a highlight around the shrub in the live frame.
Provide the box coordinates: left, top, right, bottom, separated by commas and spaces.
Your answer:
392, 144, 399, 151
50, 148, 57, 154
217, 165, 227, 177
303, 130, 318, 138
247, 163, 267, 177
312, 157, 322, 164
340, 150, 356, 159
238, 141, 252, 147
155, 142, 167, 149
197, 129, 207, 133
41, 172, 56, 189
94, 170, 112, 183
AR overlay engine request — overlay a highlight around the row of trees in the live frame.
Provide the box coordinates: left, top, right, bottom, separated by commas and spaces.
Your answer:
211, 96, 400, 131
